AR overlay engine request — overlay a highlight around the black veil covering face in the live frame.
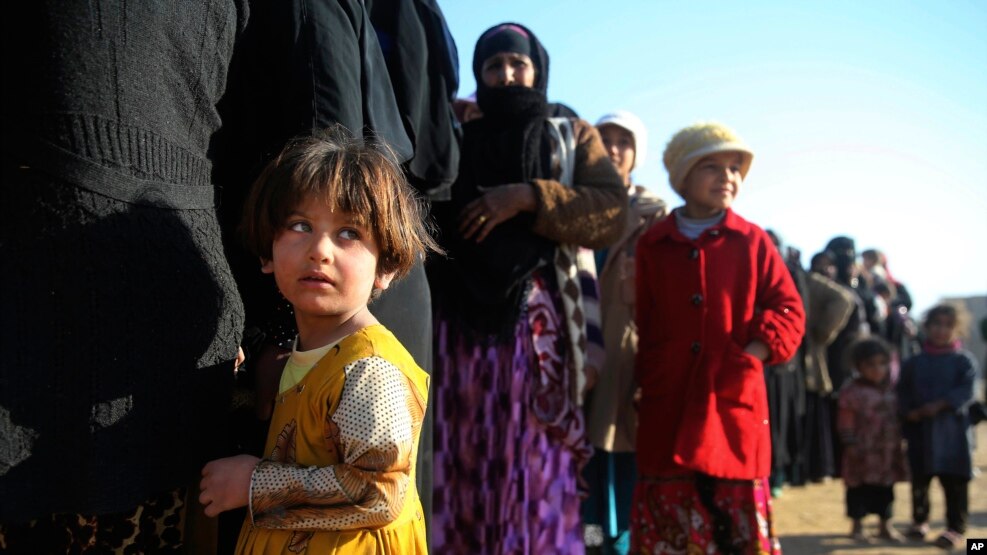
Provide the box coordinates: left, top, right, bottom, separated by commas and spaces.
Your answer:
429, 23, 557, 337
825, 236, 857, 286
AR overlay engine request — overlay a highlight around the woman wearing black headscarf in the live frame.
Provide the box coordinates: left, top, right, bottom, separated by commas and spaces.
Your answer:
427, 23, 626, 554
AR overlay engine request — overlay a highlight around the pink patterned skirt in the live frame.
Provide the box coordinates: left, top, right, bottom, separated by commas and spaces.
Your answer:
630, 474, 781, 555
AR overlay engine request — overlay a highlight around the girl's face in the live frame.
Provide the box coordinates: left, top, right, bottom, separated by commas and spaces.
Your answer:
858, 353, 890, 384
261, 195, 393, 335
680, 151, 744, 219
598, 124, 635, 186
925, 314, 958, 347
481, 52, 535, 88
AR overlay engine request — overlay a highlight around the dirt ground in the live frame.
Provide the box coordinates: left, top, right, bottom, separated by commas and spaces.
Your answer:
773, 424, 987, 554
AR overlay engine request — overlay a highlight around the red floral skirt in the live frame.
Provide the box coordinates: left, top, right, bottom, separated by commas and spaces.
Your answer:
630, 474, 780, 554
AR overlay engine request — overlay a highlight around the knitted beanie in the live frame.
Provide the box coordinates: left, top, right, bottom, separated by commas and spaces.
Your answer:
595, 110, 648, 170
663, 122, 753, 193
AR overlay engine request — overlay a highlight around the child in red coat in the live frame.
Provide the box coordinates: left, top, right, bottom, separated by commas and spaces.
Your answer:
631, 122, 805, 554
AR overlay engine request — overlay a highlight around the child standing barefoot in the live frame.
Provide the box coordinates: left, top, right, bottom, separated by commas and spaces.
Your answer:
836, 338, 909, 543
632, 122, 805, 554
898, 302, 978, 550
198, 128, 439, 554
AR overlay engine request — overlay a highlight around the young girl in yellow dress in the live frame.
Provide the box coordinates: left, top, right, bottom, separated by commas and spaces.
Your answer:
198, 127, 439, 554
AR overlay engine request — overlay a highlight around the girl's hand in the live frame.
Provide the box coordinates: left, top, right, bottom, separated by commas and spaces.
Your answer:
919, 400, 949, 418
744, 340, 770, 362
458, 183, 537, 243
199, 454, 260, 517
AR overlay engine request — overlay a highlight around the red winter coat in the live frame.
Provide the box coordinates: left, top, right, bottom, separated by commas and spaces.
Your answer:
634, 209, 805, 480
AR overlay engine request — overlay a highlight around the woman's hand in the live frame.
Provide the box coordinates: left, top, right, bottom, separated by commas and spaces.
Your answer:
234, 347, 246, 374
199, 454, 260, 517
458, 183, 537, 243
581, 364, 599, 399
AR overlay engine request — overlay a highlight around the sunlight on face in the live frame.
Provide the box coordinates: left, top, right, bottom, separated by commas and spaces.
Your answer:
925, 314, 958, 347
598, 124, 636, 186
261, 195, 389, 333
857, 354, 889, 384
481, 52, 536, 88
680, 151, 744, 219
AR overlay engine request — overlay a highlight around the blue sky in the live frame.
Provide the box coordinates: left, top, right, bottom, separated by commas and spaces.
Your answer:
441, 0, 987, 317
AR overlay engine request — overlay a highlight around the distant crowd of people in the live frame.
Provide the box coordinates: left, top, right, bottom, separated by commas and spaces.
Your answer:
758, 236, 979, 551
2, 3, 982, 555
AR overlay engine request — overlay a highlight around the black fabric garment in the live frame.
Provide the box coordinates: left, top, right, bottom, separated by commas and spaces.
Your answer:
767, 255, 809, 487
367, 0, 461, 200
550, 102, 580, 118
846, 485, 895, 520
911, 474, 969, 533
219, 0, 412, 164
801, 391, 836, 482
213, 0, 415, 350
1, 1, 246, 520
428, 22, 557, 337
427, 107, 554, 337
767, 365, 798, 485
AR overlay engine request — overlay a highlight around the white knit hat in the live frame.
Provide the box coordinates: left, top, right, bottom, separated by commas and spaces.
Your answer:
595, 110, 647, 170
663, 122, 753, 193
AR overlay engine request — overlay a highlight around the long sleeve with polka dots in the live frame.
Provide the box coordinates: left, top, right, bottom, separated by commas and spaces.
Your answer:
248, 356, 425, 530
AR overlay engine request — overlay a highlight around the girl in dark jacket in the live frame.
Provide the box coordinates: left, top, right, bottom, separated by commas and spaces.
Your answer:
898, 302, 978, 550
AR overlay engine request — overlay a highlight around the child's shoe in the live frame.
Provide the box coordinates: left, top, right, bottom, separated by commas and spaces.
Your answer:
878, 522, 905, 543
933, 529, 963, 550
849, 520, 866, 542
906, 522, 929, 541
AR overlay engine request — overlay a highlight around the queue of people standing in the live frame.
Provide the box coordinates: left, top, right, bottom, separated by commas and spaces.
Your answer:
764, 235, 979, 551
0, 4, 979, 555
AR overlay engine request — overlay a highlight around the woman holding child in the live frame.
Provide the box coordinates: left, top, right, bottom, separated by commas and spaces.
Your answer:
427, 22, 626, 554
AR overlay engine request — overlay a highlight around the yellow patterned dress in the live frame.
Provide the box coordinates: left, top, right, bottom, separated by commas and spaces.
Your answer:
236, 325, 428, 554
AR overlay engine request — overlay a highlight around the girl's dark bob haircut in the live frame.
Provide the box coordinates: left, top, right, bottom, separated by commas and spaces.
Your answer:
240, 126, 440, 281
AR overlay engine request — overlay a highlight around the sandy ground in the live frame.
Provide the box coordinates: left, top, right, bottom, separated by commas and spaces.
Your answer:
773, 423, 987, 554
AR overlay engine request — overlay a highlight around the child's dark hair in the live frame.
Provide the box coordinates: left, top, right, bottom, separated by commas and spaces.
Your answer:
809, 251, 832, 270
849, 336, 891, 368
240, 126, 441, 281
922, 301, 971, 339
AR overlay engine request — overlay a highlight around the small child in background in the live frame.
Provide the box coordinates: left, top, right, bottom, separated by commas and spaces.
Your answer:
897, 302, 978, 550
836, 337, 909, 543
198, 128, 439, 554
